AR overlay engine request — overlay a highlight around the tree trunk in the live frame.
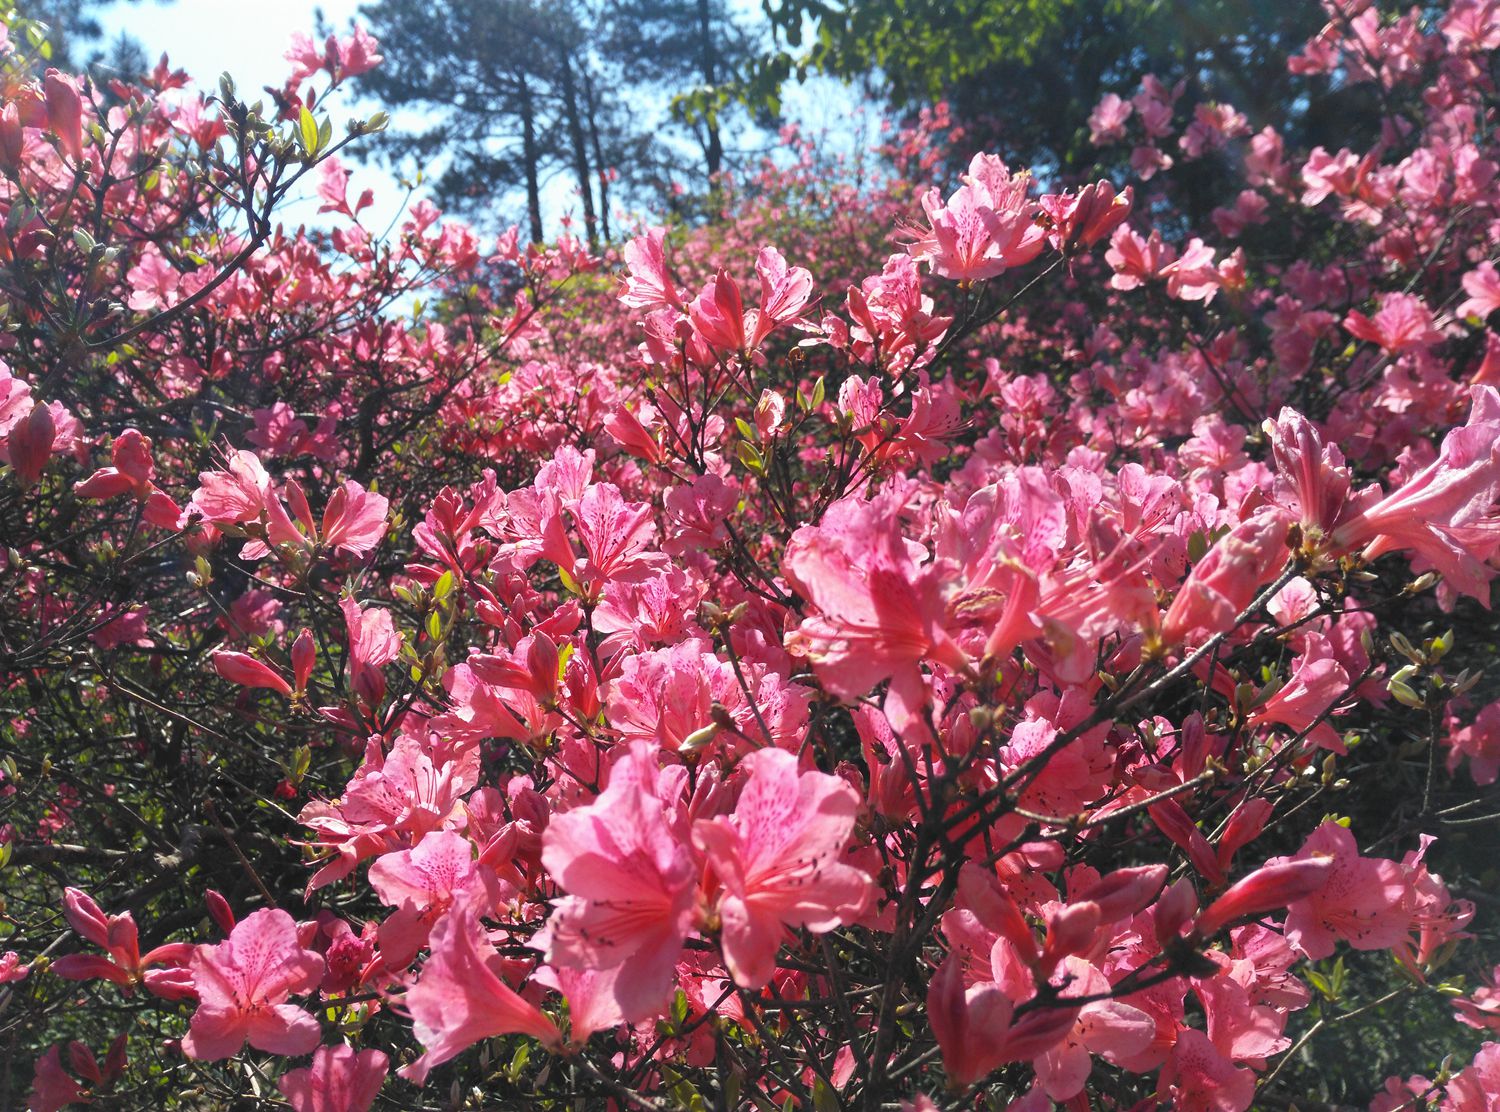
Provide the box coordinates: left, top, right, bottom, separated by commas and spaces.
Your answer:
581, 67, 611, 244
557, 54, 598, 250
696, 0, 723, 183
518, 72, 544, 245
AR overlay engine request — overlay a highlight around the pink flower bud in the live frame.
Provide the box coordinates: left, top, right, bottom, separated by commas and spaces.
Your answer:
290, 628, 316, 694
1040, 901, 1102, 969
43, 70, 84, 163
1076, 864, 1169, 923
205, 889, 236, 935
1216, 797, 1274, 873
62, 887, 111, 949
1194, 857, 1334, 937
1154, 878, 1199, 944
526, 632, 559, 698
927, 954, 1014, 1086
211, 650, 293, 696
0, 104, 23, 171
9, 402, 55, 486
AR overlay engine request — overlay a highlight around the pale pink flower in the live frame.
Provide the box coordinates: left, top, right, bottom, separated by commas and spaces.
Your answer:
1458, 261, 1500, 320
1088, 92, 1133, 144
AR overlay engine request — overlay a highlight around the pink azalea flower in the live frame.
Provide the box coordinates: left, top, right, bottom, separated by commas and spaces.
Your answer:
278, 1044, 389, 1112
1445, 701, 1500, 785
1332, 385, 1500, 603
1246, 635, 1352, 753
181, 908, 325, 1060
750, 245, 814, 347
908, 154, 1044, 282
368, 830, 494, 967
538, 742, 697, 1021
1344, 292, 1444, 354
1157, 1027, 1255, 1112
1272, 822, 1412, 961
784, 492, 968, 702
1088, 92, 1133, 144
401, 907, 560, 1085
618, 227, 682, 311
28, 1045, 85, 1112
1033, 958, 1155, 1101
1458, 260, 1500, 319
1162, 509, 1291, 645
341, 596, 401, 708
51, 888, 194, 999
692, 748, 873, 988
320, 481, 389, 558
190, 449, 272, 526
688, 269, 747, 352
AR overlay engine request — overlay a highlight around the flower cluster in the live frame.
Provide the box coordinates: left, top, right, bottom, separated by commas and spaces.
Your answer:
1, 1, 1498, 1110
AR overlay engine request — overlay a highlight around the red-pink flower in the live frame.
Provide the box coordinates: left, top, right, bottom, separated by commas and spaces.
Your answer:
368, 830, 494, 967
401, 907, 560, 1084
619, 227, 682, 311
688, 269, 747, 353
341, 596, 401, 708
908, 154, 1044, 282
278, 1044, 389, 1112
28, 1046, 86, 1112
1162, 510, 1291, 644
693, 748, 873, 988
181, 908, 325, 1060
1156, 1027, 1255, 1112
1246, 636, 1352, 753
43, 70, 83, 162
784, 493, 968, 701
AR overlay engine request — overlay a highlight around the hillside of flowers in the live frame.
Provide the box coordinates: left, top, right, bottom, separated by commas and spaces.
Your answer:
2, 1, 1500, 1108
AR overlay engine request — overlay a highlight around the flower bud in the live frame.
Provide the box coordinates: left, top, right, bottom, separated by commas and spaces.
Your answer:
1193, 857, 1333, 937
211, 650, 293, 696
43, 70, 84, 163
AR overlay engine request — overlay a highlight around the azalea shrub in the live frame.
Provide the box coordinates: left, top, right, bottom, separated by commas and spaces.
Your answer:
2, 0, 1500, 1109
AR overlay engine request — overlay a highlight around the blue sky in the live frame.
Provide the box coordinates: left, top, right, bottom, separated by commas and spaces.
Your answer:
92, 0, 871, 238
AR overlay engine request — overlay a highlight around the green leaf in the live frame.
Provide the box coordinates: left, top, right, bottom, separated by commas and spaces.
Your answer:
736, 441, 765, 474
298, 106, 319, 157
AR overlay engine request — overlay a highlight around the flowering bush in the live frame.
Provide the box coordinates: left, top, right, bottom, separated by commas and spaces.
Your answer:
2, 1, 1500, 1109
